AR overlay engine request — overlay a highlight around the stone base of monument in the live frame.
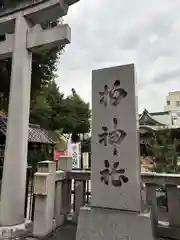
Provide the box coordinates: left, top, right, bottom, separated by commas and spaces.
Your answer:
0, 220, 32, 239
76, 206, 155, 240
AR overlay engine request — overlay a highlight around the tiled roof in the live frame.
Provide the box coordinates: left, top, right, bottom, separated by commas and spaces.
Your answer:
139, 109, 171, 126
150, 111, 171, 126
0, 116, 54, 144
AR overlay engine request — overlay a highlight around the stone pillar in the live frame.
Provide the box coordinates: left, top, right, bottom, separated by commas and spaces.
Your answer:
76, 64, 155, 240
0, 15, 32, 226
61, 179, 72, 218
72, 180, 85, 223
54, 170, 66, 227
33, 161, 56, 237
57, 156, 72, 171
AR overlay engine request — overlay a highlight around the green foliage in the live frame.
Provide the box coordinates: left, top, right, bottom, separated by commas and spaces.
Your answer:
0, 48, 61, 112
30, 81, 91, 139
146, 130, 180, 173
0, 0, 91, 142
0, 59, 11, 112
0, 0, 62, 112
62, 89, 91, 134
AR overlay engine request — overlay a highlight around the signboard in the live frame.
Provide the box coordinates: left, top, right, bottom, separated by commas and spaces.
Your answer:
55, 140, 82, 168
71, 143, 81, 169
172, 111, 180, 125
54, 150, 68, 161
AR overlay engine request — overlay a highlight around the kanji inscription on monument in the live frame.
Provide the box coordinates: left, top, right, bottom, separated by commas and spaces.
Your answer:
91, 64, 141, 211
100, 160, 128, 187
98, 117, 127, 156
99, 80, 127, 107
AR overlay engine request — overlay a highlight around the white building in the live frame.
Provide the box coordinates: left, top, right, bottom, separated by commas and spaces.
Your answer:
165, 91, 180, 112
164, 91, 180, 126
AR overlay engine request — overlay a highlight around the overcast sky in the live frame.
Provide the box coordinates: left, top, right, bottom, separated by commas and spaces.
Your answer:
56, 0, 180, 113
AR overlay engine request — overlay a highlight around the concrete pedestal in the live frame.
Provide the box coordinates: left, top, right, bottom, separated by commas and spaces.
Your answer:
54, 170, 66, 227
33, 161, 56, 237
76, 206, 155, 240
57, 157, 72, 171
0, 220, 32, 239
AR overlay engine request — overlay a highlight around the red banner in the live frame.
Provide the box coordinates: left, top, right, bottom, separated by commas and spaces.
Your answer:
54, 150, 68, 161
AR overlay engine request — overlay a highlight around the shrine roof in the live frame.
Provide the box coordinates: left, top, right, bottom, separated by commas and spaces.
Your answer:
139, 109, 171, 126
0, 115, 54, 144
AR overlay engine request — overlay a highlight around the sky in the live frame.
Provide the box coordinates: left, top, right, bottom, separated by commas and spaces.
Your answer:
56, 0, 180, 113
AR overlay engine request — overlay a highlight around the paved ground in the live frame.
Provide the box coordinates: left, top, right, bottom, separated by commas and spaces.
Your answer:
47, 224, 77, 240
45, 206, 172, 240
46, 223, 172, 240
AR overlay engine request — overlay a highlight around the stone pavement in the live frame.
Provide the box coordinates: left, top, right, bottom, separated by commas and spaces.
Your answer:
44, 223, 172, 240
47, 224, 76, 240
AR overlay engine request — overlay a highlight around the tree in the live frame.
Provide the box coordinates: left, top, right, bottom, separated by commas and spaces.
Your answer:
59, 89, 90, 142
30, 80, 91, 140
0, 59, 11, 112
146, 130, 180, 173
0, 0, 64, 114
30, 79, 64, 130
0, 0, 91, 140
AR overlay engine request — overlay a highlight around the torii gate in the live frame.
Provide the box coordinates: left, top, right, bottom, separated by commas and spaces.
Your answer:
0, 0, 79, 230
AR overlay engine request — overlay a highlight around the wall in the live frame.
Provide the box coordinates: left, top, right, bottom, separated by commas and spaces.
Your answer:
165, 91, 180, 112
164, 92, 180, 126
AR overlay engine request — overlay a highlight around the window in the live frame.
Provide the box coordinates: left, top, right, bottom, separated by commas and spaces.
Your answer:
176, 101, 180, 106
167, 100, 170, 105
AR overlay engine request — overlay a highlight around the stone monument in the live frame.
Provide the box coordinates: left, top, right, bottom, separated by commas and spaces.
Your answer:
0, 0, 79, 239
76, 64, 155, 240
